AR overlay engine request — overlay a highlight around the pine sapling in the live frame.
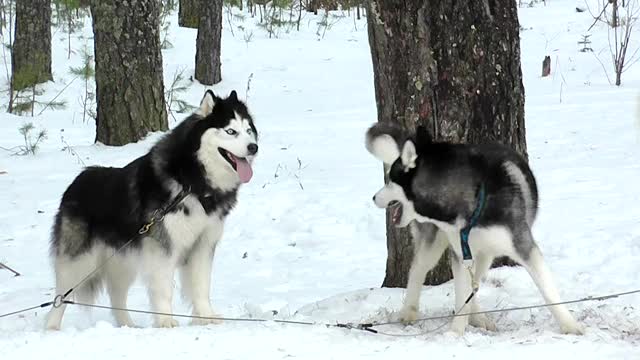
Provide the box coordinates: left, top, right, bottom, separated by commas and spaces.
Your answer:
160, 0, 177, 49
16, 122, 47, 156
69, 44, 95, 123
165, 67, 196, 122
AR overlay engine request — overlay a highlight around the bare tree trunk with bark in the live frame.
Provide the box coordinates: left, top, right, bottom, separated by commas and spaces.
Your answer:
179, 0, 199, 28
90, 0, 168, 146
367, 0, 526, 288
12, 0, 52, 91
195, 0, 223, 85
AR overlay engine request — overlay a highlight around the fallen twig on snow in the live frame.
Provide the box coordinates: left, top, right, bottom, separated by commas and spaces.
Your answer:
0, 261, 21, 276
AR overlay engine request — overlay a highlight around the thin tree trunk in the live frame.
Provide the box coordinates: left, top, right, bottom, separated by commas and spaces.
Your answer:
308, 0, 318, 14
179, 0, 199, 28
90, 0, 167, 146
67, 16, 72, 59
12, 0, 52, 91
297, 0, 302, 31
195, 0, 222, 85
367, 1, 526, 288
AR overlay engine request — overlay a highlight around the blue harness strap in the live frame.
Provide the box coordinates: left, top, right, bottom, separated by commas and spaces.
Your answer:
459, 184, 487, 261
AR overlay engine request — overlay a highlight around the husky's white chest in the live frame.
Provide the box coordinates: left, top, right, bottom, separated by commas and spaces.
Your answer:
162, 195, 224, 253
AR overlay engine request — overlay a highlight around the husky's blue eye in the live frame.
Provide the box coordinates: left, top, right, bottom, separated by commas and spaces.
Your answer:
246, 128, 253, 135
225, 129, 237, 136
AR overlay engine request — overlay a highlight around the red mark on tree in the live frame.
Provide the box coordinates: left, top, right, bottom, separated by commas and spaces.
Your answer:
419, 100, 431, 119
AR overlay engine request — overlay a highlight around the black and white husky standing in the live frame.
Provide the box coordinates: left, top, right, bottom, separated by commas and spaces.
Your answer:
365, 123, 583, 335
46, 90, 258, 330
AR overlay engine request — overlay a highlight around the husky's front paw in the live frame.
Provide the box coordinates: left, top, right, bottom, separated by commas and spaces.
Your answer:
560, 321, 584, 335
397, 305, 419, 324
114, 313, 137, 328
449, 318, 468, 336
191, 311, 223, 326
117, 321, 139, 329
154, 316, 179, 328
45, 310, 63, 331
45, 323, 61, 331
469, 313, 497, 332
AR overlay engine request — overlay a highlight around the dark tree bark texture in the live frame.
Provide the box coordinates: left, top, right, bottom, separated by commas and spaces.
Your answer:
90, 0, 168, 146
12, 0, 52, 91
367, 1, 526, 288
307, 0, 338, 13
179, 0, 199, 28
195, 0, 223, 85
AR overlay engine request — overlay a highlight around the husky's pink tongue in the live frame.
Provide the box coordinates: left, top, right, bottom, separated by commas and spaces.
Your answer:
230, 154, 253, 183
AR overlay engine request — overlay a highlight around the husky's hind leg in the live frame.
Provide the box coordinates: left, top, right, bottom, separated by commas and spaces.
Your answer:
515, 229, 584, 335
45, 252, 101, 330
46, 214, 102, 330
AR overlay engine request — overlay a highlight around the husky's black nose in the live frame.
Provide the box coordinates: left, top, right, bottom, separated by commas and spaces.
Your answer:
247, 143, 258, 155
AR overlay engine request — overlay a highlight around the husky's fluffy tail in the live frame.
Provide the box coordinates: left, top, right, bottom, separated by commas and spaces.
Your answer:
365, 123, 434, 165
365, 123, 408, 164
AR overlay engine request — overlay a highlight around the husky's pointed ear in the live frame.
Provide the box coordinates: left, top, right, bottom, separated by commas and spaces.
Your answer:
401, 140, 417, 170
228, 90, 238, 102
197, 90, 217, 116
365, 126, 400, 164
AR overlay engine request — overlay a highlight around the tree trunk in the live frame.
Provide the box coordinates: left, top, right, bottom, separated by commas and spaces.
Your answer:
12, 0, 52, 91
90, 0, 168, 146
248, 0, 255, 17
367, 1, 526, 288
320, 0, 338, 11
195, 0, 223, 85
179, 0, 199, 28
308, 0, 318, 14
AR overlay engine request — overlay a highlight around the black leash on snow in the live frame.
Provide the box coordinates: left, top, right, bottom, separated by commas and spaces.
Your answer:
3, 287, 640, 337
0, 303, 57, 319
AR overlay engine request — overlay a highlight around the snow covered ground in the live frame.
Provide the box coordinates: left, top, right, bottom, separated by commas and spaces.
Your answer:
1, 1, 639, 358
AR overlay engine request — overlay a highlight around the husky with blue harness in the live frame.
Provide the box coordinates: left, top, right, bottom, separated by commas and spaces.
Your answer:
365, 123, 583, 336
